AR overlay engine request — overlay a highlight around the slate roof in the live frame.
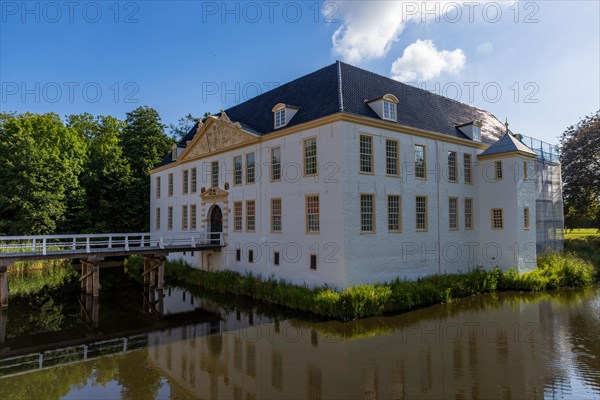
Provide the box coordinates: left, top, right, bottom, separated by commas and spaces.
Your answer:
478, 133, 537, 158
156, 61, 511, 168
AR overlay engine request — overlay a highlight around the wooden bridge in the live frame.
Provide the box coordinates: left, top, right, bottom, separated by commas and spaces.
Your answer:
0, 232, 224, 307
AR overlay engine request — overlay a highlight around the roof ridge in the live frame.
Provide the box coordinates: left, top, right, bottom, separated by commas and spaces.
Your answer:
337, 60, 505, 127
337, 60, 344, 112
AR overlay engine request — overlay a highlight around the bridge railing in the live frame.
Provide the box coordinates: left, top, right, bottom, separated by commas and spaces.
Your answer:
0, 232, 224, 257
0, 334, 148, 377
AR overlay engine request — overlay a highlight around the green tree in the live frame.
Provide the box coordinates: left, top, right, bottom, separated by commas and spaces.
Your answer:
66, 113, 134, 233
121, 106, 173, 231
168, 113, 199, 141
0, 113, 86, 235
560, 111, 600, 230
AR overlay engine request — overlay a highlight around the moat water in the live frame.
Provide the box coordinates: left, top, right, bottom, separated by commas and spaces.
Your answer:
0, 267, 599, 399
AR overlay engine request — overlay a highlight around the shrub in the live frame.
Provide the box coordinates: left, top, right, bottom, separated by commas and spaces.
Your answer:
137, 248, 598, 321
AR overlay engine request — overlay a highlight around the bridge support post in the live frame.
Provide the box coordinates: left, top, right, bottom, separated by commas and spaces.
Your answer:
143, 258, 150, 285
80, 258, 103, 297
0, 265, 9, 309
80, 294, 99, 329
0, 308, 7, 344
142, 255, 166, 290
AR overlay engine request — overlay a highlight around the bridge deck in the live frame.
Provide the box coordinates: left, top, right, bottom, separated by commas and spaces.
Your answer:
0, 232, 224, 265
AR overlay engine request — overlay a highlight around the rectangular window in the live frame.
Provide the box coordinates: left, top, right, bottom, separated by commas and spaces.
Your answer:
449, 197, 458, 230
306, 195, 320, 233
190, 204, 197, 230
388, 195, 401, 232
191, 168, 197, 193
182, 205, 188, 230
246, 200, 255, 232
359, 135, 373, 173
246, 153, 255, 184
271, 198, 282, 232
211, 161, 219, 188
233, 201, 242, 232
416, 196, 428, 231
415, 145, 426, 179
383, 101, 397, 121
274, 252, 280, 266
155, 176, 161, 199
155, 208, 161, 230
360, 194, 375, 232
492, 208, 504, 229
448, 151, 457, 183
234, 155, 242, 185
275, 109, 286, 128
271, 147, 281, 181
310, 254, 317, 270
248, 249, 254, 263
464, 198, 473, 230
304, 138, 317, 176
236, 249, 241, 262
524, 161, 529, 180
168, 173, 173, 196
386, 139, 399, 176
495, 161, 503, 180
464, 154, 472, 184
183, 170, 189, 194
167, 206, 173, 231
524, 207, 530, 229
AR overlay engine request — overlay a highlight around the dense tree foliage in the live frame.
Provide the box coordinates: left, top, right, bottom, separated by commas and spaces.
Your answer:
560, 111, 600, 229
66, 113, 134, 233
0, 113, 86, 235
122, 106, 174, 231
0, 108, 175, 235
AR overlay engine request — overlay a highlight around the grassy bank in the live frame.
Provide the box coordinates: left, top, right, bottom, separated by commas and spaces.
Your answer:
130, 249, 598, 321
8, 260, 77, 297
564, 236, 600, 278
564, 228, 600, 240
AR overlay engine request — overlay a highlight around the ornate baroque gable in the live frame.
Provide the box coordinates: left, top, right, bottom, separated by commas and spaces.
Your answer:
179, 111, 257, 161
200, 187, 229, 203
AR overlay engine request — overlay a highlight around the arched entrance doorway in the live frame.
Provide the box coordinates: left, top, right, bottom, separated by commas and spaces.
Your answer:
209, 205, 223, 245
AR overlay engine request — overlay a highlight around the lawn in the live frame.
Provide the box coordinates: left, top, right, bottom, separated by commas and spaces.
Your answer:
565, 228, 600, 240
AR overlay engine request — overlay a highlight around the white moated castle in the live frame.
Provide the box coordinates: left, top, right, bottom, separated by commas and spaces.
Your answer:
150, 62, 564, 288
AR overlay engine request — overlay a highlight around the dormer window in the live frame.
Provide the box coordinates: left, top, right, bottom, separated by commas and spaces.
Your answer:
272, 103, 299, 129
171, 144, 178, 161
456, 120, 482, 142
275, 109, 286, 129
366, 94, 399, 122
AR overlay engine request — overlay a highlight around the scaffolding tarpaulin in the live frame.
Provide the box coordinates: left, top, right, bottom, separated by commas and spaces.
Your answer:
521, 135, 564, 253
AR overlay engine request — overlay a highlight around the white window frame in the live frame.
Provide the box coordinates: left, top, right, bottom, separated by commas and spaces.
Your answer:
383, 100, 397, 121
386, 139, 399, 176
275, 109, 286, 129
388, 195, 401, 232
303, 138, 318, 176
305, 195, 320, 233
271, 147, 281, 182
416, 196, 428, 231
360, 193, 375, 233
359, 135, 374, 174
449, 197, 458, 230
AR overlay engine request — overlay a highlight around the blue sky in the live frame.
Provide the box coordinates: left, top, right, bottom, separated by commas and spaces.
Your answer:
1, 1, 598, 144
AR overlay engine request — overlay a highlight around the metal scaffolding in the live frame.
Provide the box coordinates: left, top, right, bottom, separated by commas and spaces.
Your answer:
520, 135, 564, 253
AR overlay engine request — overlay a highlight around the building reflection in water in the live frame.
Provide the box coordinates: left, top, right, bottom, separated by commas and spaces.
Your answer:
144, 290, 600, 400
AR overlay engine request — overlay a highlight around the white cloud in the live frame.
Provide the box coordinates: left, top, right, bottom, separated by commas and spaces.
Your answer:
390, 39, 466, 81
330, 1, 494, 63
331, 2, 409, 63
